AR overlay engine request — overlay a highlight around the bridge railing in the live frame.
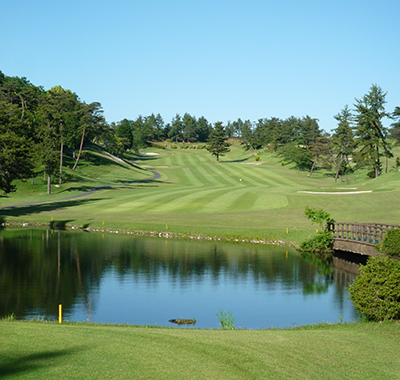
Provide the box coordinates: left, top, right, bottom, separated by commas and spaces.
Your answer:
328, 222, 399, 245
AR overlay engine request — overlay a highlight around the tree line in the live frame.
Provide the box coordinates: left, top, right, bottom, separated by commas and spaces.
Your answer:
1, 69, 399, 194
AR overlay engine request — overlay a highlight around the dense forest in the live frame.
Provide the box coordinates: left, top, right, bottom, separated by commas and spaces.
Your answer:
1, 70, 399, 194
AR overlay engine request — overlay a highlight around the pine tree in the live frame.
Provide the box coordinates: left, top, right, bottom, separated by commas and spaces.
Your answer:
354, 84, 391, 178
206, 122, 230, 162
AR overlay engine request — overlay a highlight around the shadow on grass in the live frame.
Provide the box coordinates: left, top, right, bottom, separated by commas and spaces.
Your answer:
0, 171, 162, 214
0, 346, 87, 379
60, 170, 161, 194
224, 157, 252, 163
0, 198, 104, 218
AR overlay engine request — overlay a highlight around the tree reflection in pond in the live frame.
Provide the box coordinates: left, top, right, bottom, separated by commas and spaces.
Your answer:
0, 229, 360, 328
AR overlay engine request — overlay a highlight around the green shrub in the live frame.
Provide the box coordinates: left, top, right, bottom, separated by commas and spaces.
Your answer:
377, 229, 400, 257
304, 206, 335, 231
150, 142, 166, 150
299, 231, 333, 253
348, 256, 400, 321
255, 155, 260, 161
281, 161, 285, 166
166, 139, 173, 143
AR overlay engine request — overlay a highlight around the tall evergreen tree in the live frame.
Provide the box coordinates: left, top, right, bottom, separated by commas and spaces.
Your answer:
195, 116, 212, 142
331, 105, 356, 182
206, 122, 230, 161
182, 113, 197, 142
168, 114, 183, 142
390, 106, 400, 145
354, 84, 391, 178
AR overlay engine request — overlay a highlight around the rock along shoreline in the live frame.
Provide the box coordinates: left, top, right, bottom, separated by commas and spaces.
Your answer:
1, 221, 297, 249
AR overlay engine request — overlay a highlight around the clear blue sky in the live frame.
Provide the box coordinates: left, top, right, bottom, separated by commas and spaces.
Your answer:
2, 0, 399, 131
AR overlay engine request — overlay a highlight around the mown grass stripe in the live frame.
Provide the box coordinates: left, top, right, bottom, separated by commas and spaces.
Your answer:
149, 187, 232, 213
221, 164, 271, 187
260, 167, 302, 187
184, 153, 216, 187
105, 187, 198, 213
194, 162, 235, 187
203, 162, 241, 187
179, 153, 215, 187
196, 187, 252, 213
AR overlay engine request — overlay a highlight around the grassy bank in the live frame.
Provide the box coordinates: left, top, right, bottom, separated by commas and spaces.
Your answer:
1, 321, 399, 379
1, 144, 400, 246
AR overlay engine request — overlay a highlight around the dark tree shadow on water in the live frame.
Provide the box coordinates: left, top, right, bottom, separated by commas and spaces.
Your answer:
0, 198, 104, 219
0, 346, 87, 379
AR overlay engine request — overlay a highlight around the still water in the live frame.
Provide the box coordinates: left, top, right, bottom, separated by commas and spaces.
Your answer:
0, 229, 360, 329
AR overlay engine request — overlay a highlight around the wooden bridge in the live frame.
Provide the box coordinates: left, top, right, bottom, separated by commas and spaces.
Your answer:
328, 222, 399, 257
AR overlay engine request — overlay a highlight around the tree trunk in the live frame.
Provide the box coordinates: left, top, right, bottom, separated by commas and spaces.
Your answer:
47, 173, 51, 195
334, 156, 344, 183
309, 157, 318, 177
376, 144, 380, 177
72, 124, 86, 170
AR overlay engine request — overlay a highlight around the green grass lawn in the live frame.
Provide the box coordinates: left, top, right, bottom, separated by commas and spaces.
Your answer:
1, 321, 399, 379
1, 143, 400, 246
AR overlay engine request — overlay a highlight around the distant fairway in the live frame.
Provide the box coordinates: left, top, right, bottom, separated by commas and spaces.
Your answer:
1, 144, 400, 245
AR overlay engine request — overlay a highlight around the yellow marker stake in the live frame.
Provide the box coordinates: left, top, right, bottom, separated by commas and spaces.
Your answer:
286, 228, 289, 234
316, 229, 318, 233
103, 221, 105, 225
51, 216, 54, 221
286, 251, 288, 259
166, 225, 168, 230
59, 304, 62, 324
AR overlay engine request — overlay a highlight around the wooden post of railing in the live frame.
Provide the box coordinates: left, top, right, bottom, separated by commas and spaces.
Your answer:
330, 222, 399, 255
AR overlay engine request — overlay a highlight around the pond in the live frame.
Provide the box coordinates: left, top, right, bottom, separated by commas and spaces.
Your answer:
0, 228, 360, 329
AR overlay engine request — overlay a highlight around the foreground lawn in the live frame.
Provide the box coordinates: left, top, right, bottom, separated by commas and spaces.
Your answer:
1, 144, 400, 246
1, 321, 399, 379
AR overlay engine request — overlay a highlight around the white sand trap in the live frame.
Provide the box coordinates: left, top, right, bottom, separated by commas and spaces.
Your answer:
146, 152, 160, 156
242, 162, 263, 165
297, 190, 372, 194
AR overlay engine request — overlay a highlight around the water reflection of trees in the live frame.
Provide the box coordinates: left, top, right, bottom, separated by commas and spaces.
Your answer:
0, 230, 357, 319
